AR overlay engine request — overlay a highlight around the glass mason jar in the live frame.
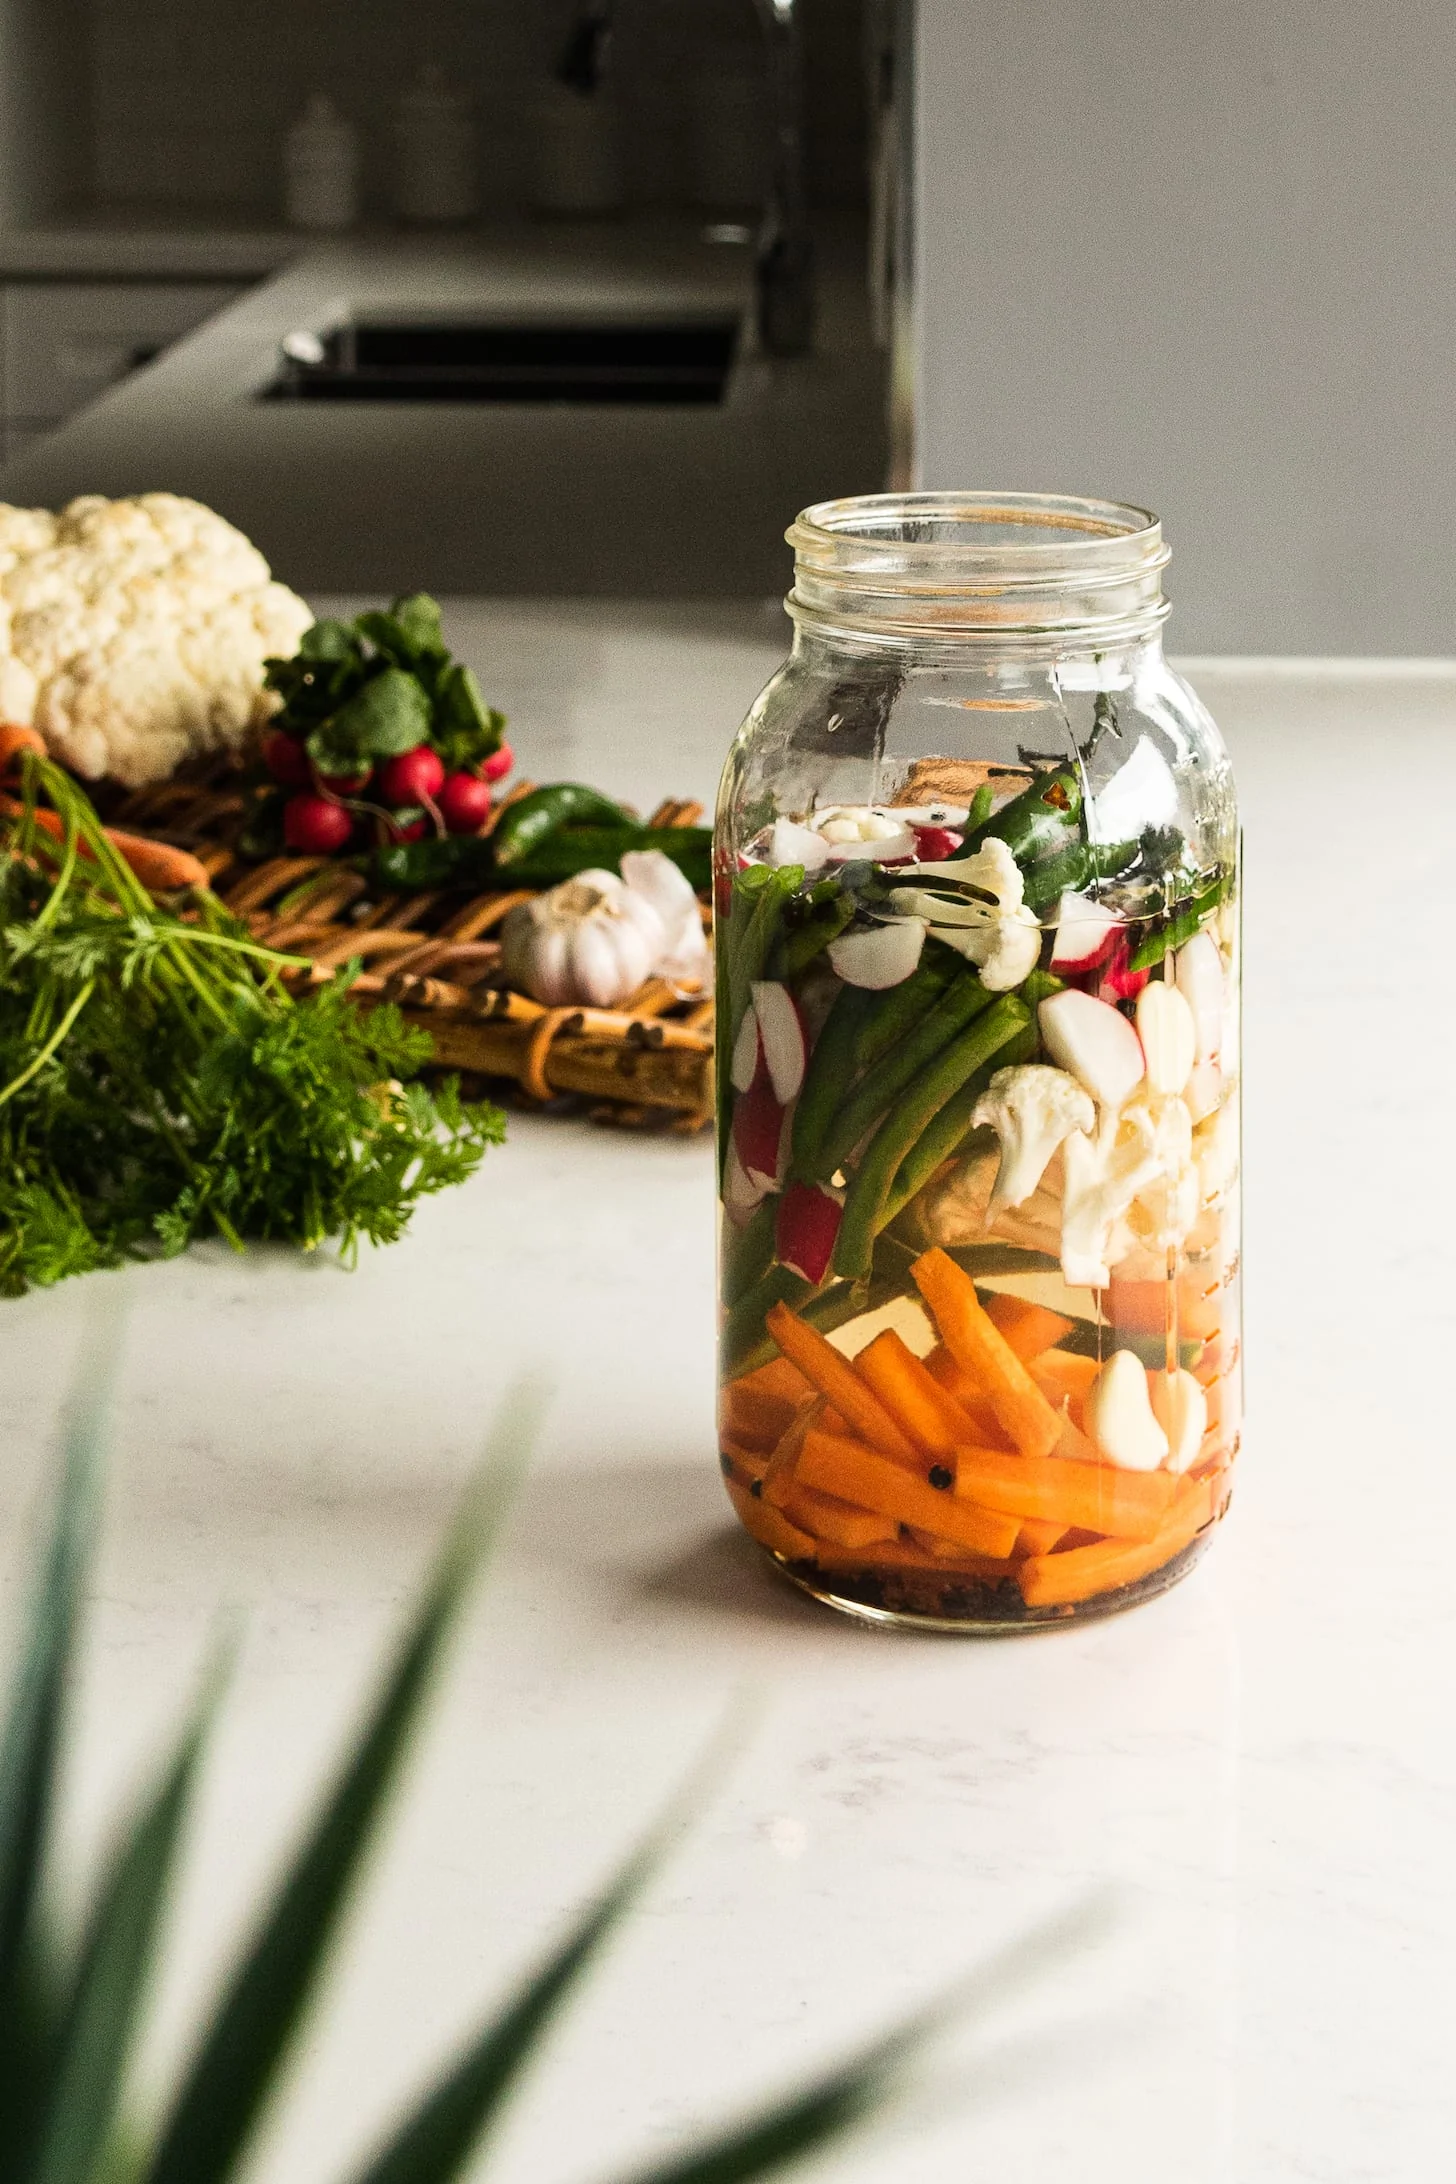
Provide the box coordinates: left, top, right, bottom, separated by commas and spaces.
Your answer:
714, 492, 1240, 1630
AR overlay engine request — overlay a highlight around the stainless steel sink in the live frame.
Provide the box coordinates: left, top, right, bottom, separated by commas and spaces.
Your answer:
262, 317, 740, 405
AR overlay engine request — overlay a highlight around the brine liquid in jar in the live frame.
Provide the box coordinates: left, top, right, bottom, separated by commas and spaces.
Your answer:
715, 492, 1240, 1629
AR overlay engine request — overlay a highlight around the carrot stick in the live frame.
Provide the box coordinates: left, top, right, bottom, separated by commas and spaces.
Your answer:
779, 1483, 899, 1550
982, 1292, 1076, 1362
901, 1526, 1017, 1576
796, 1426, 1021, 1558
1013, 1516, 1067, 1557
759, 1397, 823, 1508
922, 1345, 1013, 1447
733, 1355, 815, 1408
0, 796, 210, 892
854, 1329, 973, 1458
1029, 1348, 1101, 1415
1017, 1486, 1208, 1607
718, 1435, 771, 1482
0, 724, 46, 776
719, 1378, 799, 1453
912, 1248, 1065, 1459
724, 1474, 817, 1561
951, 1440, 1177, 1541
764, 1302, 918, 1463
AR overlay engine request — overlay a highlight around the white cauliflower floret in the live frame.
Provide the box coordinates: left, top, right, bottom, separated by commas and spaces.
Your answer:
971, 1063, 1096, 1214
0, 493, 311, 786
889, 836, 1042, 992
1060, 1091, 1198, 1289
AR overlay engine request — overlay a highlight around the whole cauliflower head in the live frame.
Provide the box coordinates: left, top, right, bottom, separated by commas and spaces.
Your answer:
0, 493, 311, 786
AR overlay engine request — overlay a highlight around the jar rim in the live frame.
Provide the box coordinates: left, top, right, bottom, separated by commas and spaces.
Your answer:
785, 490, 1171, 644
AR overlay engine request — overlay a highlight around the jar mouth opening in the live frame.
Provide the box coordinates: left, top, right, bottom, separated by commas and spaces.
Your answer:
786, 490, 1171, 643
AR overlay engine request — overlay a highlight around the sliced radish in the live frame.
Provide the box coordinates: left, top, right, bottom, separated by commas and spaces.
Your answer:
911, 824, 963, 863
775, 1182, 843, 1284
1038, 988, 1145, 1110
827, 917, 926, 990
1135, 979, 1196, 1097
750, 980, 807, 1105
1049, 889, 1122, 975
722, 1135, 768, 1225
729, 998, 762, 1094
822, 824, 919, 865
767, 817, 830, 871
1175, 929, 1224, 1061
732, 1076, 787, 1190
1095, 932, 1150, 1003
1085, 1349, 1169, 1471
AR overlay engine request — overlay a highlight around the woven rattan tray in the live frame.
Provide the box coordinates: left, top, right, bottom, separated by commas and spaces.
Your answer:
104, 766, 715, 1131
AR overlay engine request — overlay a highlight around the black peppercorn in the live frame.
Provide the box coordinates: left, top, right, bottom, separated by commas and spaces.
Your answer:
929, 1464, 953, 1490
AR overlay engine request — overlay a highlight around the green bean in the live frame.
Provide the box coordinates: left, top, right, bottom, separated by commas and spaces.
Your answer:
831, 995, 1031, 1280
789, 982, 875, 1178
852, 944, 958, 1069
719, 1261, 814, 1379
966, 783, 995, 829
1126, 867, 1229, 972
722, 1271, 864, 1379
772, 888, 856, 980
810, 969, 994, 1184
721, 1198, 777, 1309
1018, 966, 1063, 1013
878, 1022, 1038, 1231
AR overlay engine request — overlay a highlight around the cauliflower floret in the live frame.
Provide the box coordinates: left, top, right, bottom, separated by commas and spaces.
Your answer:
1060, 1091, 1198, 1289
0, 493, 311, 783
971, 1063, 1096, 1214
889, 836, 1042, 992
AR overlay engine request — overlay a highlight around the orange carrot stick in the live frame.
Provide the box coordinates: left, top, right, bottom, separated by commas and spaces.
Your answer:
0, 723, 46, 776
1013, 1516, 1067, 1558
764, 1302, 917, 1463
724, 1474, 817, 1561
922, 1345, 1014, 1448
779, 1483, 899, 1550
951, 1440, 1177, 1541
911, 1248, 1064, 1459
982, 1293, 1076, 1362
1028, 1348, 1101, 1414
1017, 1485, 1208, 1607
733, 1355, 815, 1408
719, 1378, 800, 1453
795, 1427, 1021, 1558
854, 1329, 975, 1458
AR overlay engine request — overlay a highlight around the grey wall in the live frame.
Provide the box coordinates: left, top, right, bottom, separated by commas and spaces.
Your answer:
0, 0, 90, 223
912, 0, 1456, 654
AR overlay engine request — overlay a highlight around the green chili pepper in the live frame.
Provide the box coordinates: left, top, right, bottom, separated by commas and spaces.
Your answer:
789, 982, 875, 1180
810, 968, 994, 1185
831, 994, 1032, 1280
491, 782, 630, 867
966, 783, 995, 830
504, 823, 711, 892
851, 944, 959, 1070
721, 1197, 777, 1310
1020, 835, 1141, 915
1126, 867, 1229, 971
878, 1021, 1038, 1231
962, 767, 1082, 863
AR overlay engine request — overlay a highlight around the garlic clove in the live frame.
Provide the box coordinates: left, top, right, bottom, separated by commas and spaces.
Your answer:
1148, 1367, 1208, 1474
1084, 1347, 1170, 1471
1136, 980, 1197, 1097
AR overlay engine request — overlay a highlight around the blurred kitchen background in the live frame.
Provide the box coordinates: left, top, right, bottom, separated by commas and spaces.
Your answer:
0, 0, 1452, 647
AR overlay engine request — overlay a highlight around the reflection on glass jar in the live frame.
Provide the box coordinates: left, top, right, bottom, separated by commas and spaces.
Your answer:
714, 492, 1240, 1630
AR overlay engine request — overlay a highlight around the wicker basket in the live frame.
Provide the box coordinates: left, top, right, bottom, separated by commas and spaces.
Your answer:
104, 766, 715, 1131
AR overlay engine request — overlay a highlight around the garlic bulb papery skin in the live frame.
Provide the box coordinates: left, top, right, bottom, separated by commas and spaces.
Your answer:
618, 850, 709, 984
501, 867, 666, 1008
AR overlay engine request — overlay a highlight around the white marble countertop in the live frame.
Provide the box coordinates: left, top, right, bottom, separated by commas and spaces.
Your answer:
3, 609, 1456, 2183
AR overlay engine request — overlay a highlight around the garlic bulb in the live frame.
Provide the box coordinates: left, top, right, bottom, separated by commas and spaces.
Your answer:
501, 852, 707, 1009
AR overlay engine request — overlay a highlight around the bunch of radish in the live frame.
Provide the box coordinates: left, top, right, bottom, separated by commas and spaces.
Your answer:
724, 980, 844, 1285
267, 727, 514, 856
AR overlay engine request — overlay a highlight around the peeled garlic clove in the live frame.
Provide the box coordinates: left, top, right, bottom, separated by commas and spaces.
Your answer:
1085, 1348, 1169, 1471
1148, 1367, 1208, 1473
1136, 980, 1197, 1097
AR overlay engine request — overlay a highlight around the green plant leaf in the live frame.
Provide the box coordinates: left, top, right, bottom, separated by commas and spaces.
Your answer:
0, 1307, 117, 2169
326, 669, 433, 762
33, 1661, 224, 2184
141, 1387, 544, 2184
431, 665, 504, 774
299, 620, 360, 663
343, 1716, 741, 2184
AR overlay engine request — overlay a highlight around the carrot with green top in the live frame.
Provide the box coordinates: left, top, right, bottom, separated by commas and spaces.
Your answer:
0, 724, 46, 776
911, 1246, 1064, 1459
0, 794, 210, 893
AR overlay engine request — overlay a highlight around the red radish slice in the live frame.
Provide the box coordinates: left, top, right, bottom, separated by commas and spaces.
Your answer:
828, 917, 926, 990
722, 1137, 768, 1225
1095, 932, 1150, 1003
1175, 929, 1224, 1060
776, 1182, 843, 1284
1049, 889, 1122, 974
732, 1076, 787, 1190
1038, 989, 1145, 1109
911, 825, 963, 863
750, 980, 807, 1104
729, 998, 762, 1094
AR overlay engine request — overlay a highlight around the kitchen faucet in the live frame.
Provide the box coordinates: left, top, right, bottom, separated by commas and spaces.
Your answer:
555, 0, 815, 356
